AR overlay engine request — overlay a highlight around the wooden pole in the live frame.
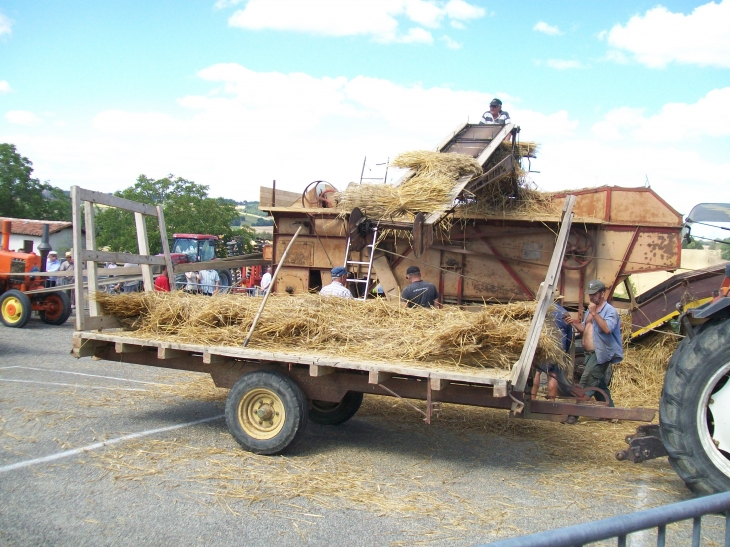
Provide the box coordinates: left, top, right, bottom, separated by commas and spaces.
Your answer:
243, 226, 302, 347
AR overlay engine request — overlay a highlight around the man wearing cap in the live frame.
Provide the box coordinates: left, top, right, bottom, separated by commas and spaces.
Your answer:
320, 266, 353, 299
481, 98, 511, 125
564, 279, 623, 423
401, 266, 442, 309
45, 251, 61, 288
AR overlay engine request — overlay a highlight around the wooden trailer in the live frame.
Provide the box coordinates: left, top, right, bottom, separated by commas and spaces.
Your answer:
70, 186, 655, 455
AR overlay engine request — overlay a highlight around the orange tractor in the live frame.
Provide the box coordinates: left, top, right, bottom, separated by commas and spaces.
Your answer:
0, 220, 72, 328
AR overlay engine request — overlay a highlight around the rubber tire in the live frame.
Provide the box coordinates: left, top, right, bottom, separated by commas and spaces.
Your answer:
39, 291, 72, 325
309, 392, 364, 425
660, 320, 730, 495
225, 370, 308, 455
1, 290, 32, 328
218, 269, 231, 294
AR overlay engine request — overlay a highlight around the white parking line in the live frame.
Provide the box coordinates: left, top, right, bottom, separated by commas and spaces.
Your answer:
10, 367, 178, 387
0, 378, 149, 392
0, 414, 225, 474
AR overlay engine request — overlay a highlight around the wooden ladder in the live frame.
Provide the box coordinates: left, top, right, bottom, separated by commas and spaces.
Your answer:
343, 228, 378, 300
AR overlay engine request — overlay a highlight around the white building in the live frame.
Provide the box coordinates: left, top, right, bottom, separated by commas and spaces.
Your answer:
0, 217, 74, 255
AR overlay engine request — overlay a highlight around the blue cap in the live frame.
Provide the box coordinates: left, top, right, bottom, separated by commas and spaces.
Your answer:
331, 266, 347, 277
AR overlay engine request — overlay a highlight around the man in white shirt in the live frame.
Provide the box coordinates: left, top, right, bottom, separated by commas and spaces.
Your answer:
45, 251, 61, 288
320, 266, 353, 299
198, 269, 220, 296
259, 266, 272, 295
481, 98, 511, 125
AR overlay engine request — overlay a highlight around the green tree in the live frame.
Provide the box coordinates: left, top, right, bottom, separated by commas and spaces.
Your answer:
682, 238, 705, 250
0, 143, 71, 221
95, 175, 253, 255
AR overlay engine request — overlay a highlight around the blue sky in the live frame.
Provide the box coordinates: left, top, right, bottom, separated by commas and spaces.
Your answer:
2, 0, 730, 236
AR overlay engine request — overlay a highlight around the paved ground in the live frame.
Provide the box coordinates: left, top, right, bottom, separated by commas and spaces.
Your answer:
0, 315, 727, 546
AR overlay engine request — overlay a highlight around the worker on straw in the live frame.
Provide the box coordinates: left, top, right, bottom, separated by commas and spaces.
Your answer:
401, 266, 442, 309
259, 266, 272, 295
480, 98, 511, 125
154, 266, 171, 292
563, 279, 623, 424
320, 266, 353, 299
531, 303, 573, 401
198, 268, 220, 296
45, 251, 61, 288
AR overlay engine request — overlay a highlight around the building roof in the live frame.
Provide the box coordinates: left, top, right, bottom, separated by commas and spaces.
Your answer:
0, 217, 73, 237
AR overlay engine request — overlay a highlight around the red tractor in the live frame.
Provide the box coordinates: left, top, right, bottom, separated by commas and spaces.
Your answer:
170, 234, 234, 291
0, 220, 72, 328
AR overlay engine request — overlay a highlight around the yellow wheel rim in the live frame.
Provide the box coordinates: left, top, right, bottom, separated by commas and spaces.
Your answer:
237, 388, 286, 440
1, 297, 24, 324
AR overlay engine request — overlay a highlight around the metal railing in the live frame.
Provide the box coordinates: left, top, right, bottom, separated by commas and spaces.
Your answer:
476, 491, 730, 547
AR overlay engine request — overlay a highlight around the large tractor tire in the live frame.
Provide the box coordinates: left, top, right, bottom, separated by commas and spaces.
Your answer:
39, 291, 72, 325
309, 392, 364, 425
660, 320, 730, 495
225, 370, 308, 455
1, 290, 32, 328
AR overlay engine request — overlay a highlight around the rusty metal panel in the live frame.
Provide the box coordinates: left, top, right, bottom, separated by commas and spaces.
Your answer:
624, 230, 681, 273
609, 189, 682, 225
313, 216, 346, 237
275, 238, 314, 266
277, 216, 310, 235
274, 266, 309, 294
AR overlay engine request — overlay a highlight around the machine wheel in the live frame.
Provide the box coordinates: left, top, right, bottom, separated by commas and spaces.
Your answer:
660, 320, 730, 495
218, 269, 232, 294
1, 290, 32, 328
309, 392, 364, 425
39, 291, 72, 325
225, 370, 308, 455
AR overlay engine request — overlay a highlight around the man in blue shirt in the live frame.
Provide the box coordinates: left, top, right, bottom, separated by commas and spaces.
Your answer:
564, 279, 623, 423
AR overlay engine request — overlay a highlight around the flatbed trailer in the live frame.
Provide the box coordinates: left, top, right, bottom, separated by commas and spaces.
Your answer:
69, 185, 656, 456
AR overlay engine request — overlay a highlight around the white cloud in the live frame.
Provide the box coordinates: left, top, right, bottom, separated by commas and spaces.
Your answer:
606, 1, 730, 68
0, 80, 12, 93
591, 87, 730, 142
0, 13, 12, 37
5, 63, 728, 218
544, 59, 585, 70
440, 35, 462, 49
5, 110, 42, 126
226, 0, 484, 44
533, 21, 562, 36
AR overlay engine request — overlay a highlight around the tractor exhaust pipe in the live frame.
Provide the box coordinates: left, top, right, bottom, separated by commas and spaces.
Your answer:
1, 220, 10, 252
37, 224, 51, 272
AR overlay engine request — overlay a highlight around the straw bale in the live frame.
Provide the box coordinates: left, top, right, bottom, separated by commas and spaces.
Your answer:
93, 292, 566, 370
334, 150, 482, 220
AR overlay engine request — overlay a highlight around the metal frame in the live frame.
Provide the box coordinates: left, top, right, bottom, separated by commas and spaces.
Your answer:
476, 490, 730, 547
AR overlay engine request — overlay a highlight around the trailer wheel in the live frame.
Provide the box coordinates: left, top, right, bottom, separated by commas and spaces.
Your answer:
1, 290, 32, 328
39, 291, 72, 325
660, 320, 730, 495
309, 392, 363, 425
225, 370, 308, 455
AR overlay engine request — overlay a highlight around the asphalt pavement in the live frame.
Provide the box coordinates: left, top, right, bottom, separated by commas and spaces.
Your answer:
0, 314, 726, 546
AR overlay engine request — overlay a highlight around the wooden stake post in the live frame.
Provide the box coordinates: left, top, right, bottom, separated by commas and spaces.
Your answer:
243, 226, 303, 347
70, 186, 174, 332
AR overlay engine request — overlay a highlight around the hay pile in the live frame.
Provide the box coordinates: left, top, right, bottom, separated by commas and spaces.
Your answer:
93, 292, 565, 371
611, 326, 680, 408
335, 150, 482, 220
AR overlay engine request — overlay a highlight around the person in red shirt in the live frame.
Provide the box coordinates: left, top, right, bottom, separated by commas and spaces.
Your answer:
154, 267, 171, 292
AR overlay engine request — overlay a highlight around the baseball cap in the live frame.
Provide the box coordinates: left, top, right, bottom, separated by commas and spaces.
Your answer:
586, 279, 606, 294
48, 251, 57, 255
406, 265, 420, 275
490, 98, 502, 106
331, 266, 347, 277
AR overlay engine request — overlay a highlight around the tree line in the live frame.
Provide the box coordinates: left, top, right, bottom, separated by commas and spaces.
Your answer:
0, 143, 254, 256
